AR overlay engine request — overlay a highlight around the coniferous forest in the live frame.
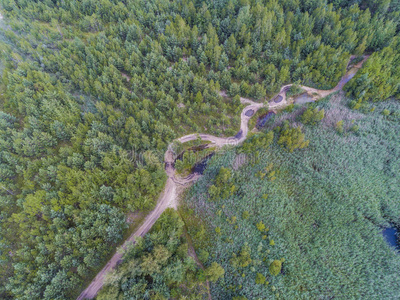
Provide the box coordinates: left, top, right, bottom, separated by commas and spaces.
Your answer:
0, 0, 399, 299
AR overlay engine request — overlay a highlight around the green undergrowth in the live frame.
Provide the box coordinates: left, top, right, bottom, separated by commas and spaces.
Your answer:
247, 106, 272, 131
286, 84, 305, 98
175, 147, 216, 176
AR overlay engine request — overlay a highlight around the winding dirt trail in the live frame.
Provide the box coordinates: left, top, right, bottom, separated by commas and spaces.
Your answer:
77, 56, 369, 300
271, 55, 370, 106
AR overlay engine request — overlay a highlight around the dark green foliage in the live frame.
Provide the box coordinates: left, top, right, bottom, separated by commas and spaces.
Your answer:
283, 104, 295, 113
0, 63, 167, 300
346, 44, 400, 103
175, 148, 213, 175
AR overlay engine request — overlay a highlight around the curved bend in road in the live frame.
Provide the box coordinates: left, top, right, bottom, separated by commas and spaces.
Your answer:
77, 56, 369, 300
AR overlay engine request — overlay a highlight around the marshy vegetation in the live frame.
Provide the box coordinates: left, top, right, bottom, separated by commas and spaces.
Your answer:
182, 95, 400, 299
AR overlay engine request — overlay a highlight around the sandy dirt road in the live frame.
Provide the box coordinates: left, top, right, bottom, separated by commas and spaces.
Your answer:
77, 177, 176, 300
77, 55, 369, 299
271, 55, 370, 106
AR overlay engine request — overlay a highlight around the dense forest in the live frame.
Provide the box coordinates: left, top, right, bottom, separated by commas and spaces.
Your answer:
183, 96, 400, 299
0, 0, 399, 299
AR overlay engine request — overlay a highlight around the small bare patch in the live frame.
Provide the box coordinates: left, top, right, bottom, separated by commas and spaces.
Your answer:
273, 107, 306, 128
321, 93, 364, 128
121, 72, 131, 81
219, 90, 228, 97
232, 153, 247, 170
126, 211, 144, 224
177, 103, 185, 108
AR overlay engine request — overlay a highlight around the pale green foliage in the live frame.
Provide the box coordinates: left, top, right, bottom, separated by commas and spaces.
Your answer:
336, 120, 344, 133
198, 250, 209, 264
301, 107, 325, 125
208, 167, 234, 201
230, 244, 252, 268
205, 262, 225, 282
256, 221, 266, 232
269, 260, 282, 276
351, 124, 360, 132
286, 84, 305, 98
241, 131, 274, 153
255, 273, 266, 284
277, 121, 310, 152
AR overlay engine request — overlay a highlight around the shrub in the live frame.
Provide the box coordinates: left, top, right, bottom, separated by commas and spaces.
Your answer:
277, 122, 309, 152
227, 216, 237, 224
205, 262, 225, 282
284, 104, 295, 112
336, 120, 344, 133
286, 84, 305, 97
256, 221, 266, 232
301, 107, 325, 125
269, 260, 282, 276
350, 125, 360, 132
198, 250, 209, 264
255, 273, 266, 284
